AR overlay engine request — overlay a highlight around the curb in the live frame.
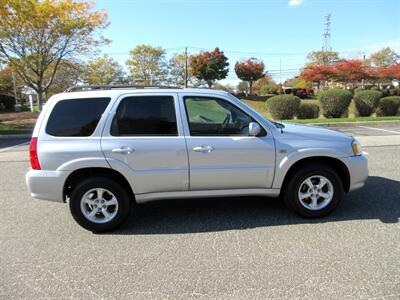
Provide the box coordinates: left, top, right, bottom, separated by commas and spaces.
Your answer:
0, 134, 31, 139
304, 120, 400, 127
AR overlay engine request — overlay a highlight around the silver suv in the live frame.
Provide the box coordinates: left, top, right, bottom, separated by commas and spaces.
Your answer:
26, 86, 368, 232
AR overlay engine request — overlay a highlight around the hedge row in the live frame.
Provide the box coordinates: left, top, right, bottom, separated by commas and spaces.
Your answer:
264, 89, 400, 120
297, 102, 320, 119
317, 89, 353, 118
266, 95, 301, 120
265, 95, 319, 120
376, 96, 400, 116
353, 90, 383, 117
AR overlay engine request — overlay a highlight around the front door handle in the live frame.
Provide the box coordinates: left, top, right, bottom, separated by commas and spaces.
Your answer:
193, 145, 215, 153
112, 146, 134, 155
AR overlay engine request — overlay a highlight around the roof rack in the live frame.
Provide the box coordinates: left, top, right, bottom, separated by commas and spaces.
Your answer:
65, 85, 182, 92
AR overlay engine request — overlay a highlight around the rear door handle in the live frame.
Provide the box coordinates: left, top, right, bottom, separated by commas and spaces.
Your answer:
112, 146, 134, 155
193, 145, 215, 153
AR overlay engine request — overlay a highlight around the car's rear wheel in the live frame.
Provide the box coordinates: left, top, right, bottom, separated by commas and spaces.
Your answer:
69, 177, 131, 232
283, 164, 344, 218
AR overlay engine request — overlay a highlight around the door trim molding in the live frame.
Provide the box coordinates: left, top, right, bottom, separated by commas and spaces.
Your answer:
135, 188, 280, 203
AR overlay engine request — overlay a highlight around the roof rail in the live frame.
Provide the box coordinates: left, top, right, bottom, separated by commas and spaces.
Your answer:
65, 85, 182, 92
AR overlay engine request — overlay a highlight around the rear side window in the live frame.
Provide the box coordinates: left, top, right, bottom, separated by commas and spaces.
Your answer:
111, 96, 177, 136
46, 98, 110, 137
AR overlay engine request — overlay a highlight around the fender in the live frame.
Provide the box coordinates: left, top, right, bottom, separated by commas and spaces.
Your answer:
103, 157, 137, 192
57, 157, 110, 172
272, 147, 349, 189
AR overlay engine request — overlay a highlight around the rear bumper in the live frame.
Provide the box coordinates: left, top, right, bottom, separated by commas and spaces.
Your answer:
25, 169, 70, 202
342, 154, 369, 192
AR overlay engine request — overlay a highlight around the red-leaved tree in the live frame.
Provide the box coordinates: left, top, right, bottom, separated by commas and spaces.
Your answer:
300, 65, 334, 88
332, 59, 369, 84
190, 48, 229, 88
234, 58, 265, 95
378, 64, 400, 81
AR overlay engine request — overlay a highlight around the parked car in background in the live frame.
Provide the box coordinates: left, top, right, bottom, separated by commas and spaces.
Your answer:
283, 87, 315, 99
26, 86, 368, 232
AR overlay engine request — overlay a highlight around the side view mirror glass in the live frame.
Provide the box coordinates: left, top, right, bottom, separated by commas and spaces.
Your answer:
248, 122, 262, 136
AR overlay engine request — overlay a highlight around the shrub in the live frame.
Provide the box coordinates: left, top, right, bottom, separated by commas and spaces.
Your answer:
353, 87, 365, 94
317, 89, 353, 118
389, 88, 400, 96
297, 102, 320, 119
353, 90, 383, 116
266, 94, 301, 120
375, 96, 400, 116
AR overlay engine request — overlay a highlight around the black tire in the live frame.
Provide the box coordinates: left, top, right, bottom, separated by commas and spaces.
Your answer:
69, 177, 131, 232
283, 164, 344, 218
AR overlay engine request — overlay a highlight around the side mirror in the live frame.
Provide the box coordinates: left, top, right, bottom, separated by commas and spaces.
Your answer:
248, 122, 262, 136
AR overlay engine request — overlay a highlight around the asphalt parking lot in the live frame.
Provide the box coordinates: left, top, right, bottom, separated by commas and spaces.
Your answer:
1, 123, 400, 299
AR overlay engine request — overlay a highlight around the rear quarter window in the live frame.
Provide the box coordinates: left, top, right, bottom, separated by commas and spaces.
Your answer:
46, 98, 110, 137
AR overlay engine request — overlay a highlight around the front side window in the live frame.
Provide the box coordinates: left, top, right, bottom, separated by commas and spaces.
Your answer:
184, 96, 256, 136
46, 98, 110, 137
111, 96, 178, 136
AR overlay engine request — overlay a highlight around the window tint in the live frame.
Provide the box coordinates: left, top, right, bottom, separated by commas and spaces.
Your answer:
111, 96, 177, 136
46, 98, 110, 137
184, 96, 256, 136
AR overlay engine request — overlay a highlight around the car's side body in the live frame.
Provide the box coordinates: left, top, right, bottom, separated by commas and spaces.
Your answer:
26, 87, 368, 232
26, 88, 368, 206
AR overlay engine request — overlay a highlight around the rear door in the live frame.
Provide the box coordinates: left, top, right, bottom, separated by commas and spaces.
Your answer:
178, 93, 276, 190
101, 93, 189, 194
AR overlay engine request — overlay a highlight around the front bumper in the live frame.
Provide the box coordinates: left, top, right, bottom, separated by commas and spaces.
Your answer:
25, 169, 70, 202
342, 154, 369, 192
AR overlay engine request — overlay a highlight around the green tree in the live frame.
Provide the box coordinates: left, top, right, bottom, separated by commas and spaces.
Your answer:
190, 48, 229, 88
168, 52, 193, 87
236, 81, 249, 93
252, 75, 275, 95
46, 60, 83, 96
307, 50, 339, 66
368, 47, 399, 67
284, 76, 311, 89
0, 0, 109, 110
126, 45, 168, 85
83, 55, 125, 85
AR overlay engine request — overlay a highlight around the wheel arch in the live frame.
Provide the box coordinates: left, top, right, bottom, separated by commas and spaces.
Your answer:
280, 156, 351, 193
63, 167, 135, 203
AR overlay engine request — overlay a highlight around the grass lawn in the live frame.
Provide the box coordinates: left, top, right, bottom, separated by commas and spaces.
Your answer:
0, 111, 38, 135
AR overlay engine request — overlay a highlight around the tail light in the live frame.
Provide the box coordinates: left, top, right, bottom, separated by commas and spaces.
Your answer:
29, 137, 41, 170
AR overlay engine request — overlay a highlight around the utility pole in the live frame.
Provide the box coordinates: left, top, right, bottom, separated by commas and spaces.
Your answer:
184, 47, 188, 88
322, 14, 331, 52
279, 59, 282, 85
361, 51, 366, 89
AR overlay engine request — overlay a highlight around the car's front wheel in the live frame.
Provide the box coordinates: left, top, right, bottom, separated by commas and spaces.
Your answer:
69, 177, 131, 232
283, 164, 344, 218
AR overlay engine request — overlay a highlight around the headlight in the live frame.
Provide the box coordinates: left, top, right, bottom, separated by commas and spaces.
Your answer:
351, 139, 363, 156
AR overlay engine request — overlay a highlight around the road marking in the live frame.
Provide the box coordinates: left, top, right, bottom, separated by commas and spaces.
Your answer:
0, 141, 30, 153
357, 125, 400, 135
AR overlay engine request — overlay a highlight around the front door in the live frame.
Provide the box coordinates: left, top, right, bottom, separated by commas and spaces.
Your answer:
180, 94, 275, 190
101, 93, 189, 194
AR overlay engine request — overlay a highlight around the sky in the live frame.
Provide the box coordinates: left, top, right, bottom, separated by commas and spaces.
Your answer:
95, 0, 400, 85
